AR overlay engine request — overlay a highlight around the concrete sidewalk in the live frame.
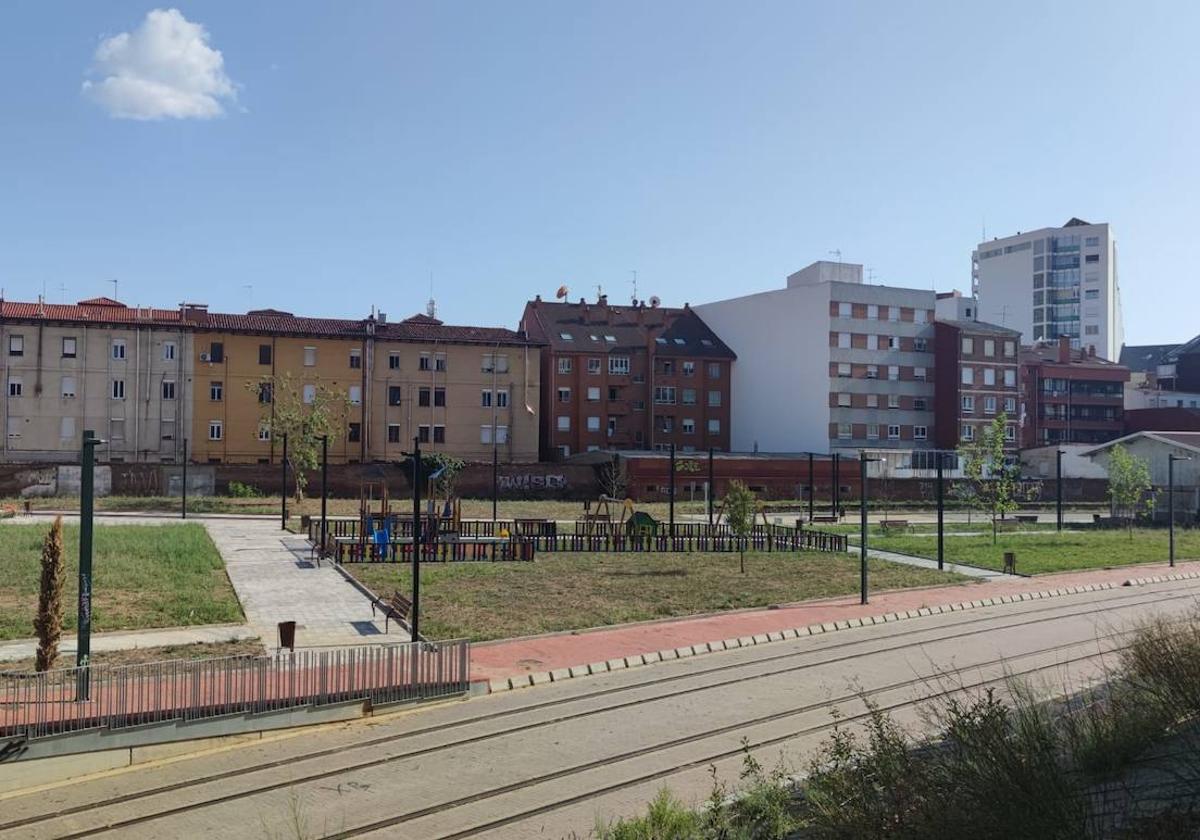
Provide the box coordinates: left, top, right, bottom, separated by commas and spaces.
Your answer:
469, 560, 1200, 685
0, 624, 256, 663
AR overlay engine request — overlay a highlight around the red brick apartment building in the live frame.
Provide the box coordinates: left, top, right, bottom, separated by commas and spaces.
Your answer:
933, 319, 1022, 452
1020, 336, 1130, 448
520, 295, 735, 458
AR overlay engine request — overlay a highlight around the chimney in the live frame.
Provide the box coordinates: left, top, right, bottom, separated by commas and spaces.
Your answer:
1057, 335, 1071, 364
1087, 344, 1096, 358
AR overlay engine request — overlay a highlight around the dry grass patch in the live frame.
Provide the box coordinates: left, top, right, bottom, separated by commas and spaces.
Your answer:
1, 639, 265, 673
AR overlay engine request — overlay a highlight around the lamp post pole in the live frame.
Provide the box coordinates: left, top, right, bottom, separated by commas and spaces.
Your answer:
669, 443, 676, 538
280, 433, 288, 530
77, 430, 102, 700
859, 452, 881, 604
319, 435, 329, 556
936, 451, 945, 571
807, 452, 814, 523
411, 437, 422, 642
707, 446, 715, 526
1056, 448, 1064, 531
833, 453, 840, 520
180, 437, 188, 520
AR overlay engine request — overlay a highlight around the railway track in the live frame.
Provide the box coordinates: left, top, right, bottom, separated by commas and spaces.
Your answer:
4, 580, 1199, 839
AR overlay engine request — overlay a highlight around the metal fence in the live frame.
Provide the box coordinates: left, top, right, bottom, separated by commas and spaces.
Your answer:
523, 527, 847, 554
0, 640, 469, 742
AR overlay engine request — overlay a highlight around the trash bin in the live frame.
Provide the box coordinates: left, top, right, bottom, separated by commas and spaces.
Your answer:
277, 620, 297, 652
1003, 552, 1017, 575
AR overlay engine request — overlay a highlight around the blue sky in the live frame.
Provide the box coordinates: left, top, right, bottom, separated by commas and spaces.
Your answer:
0, 2, 1194, 344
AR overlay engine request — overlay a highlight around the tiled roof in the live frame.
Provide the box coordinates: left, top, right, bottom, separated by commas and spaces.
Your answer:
1119, 343, 1182, 372
0, 300, 181, 324
1162, 333, 1200, 363
377, 321, 538, 347
1081, 430, 1200, 457
525, 300, 736, 359
1020, 343, 1126, 369
77, 296, 126, 306
937, 319, 1020, 337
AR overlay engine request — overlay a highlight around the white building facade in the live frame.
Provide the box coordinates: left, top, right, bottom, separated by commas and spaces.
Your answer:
695, 261, 937, 455
972, 218, 1123, 361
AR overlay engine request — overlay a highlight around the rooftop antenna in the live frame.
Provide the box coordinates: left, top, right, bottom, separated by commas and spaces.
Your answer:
427, 272, 436, 319
866, 267, 877, 284
630, 270, 638, 304
109, 278, 118, 301
58, 282, 67, 303
992, 304, 1011, 326
828, 249, 843, 281
595, 283, 603, 300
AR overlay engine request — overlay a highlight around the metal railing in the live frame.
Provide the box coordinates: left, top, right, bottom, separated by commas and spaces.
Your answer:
1, 640, 469, 741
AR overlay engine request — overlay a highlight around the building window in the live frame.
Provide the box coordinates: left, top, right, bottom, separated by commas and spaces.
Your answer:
8, 377, 22, 398
837, 392, 851, 407
1085, 254, 1099, 263
10, 335, 26, 356
62, 337, 77, 358
837, 363, 851, 377
837, 423, 852, 439
867, 304, 879, 320
838, 301, 851, 317
433, 353, 446, 371
557, 387, 571, 403
1003, 341, 1015, 357
708, 418, 721, 434
961, 424, 974, 441
61, 376, 76, 398
258, 424, 271, 442
887, 336, 900, 351
914, 366, 927, 381
587, 416, 601, 432
389, 352, 400, 370
209, 420, 223, 441
914, 398, 927, 411
867, 334, 879, 351
982, 339, 994, 357
587, 386, 601, 401
914, 309, 927, 324
112, 379, 125, 400
587, 357, 601, 374
887, 425, 901, 440
258, 344, 272, 365
682, 418, 695, 434
304, 346, 316, 367
557, 416, 570, 432
1085, 236, 1100, 247
210, 381, 223, 401
1084, 325, 1099, 336
914, 337, 927, 352
962, 395, 974, 413
1005, 397, 1017, 413
609, 357, 630, 375
419, 352, 431, 371
348, 422, 361, 442
162, 381, 176, 400
558, 357, 572, 374
837, 332, 851, 349
708, 363, 721, 378
303, 384, 315, 404
654, 386, 676, 405
961, 337, 974, 354
888, 306, 899, 323
112, 339, 126, 360
660, 359, 674, 375
984, 396, 997, 414
983, 368, 996, 386
388, 386, 402, 406
350, 350, 362, 369
349, 385, 362, 405
433, 425, 445, 443
387, 424, 401, 443
914, 426, 927, 440
208, 342, 224, 363
482, 390, 493, 408
433, 387, 445, 407
1004, 369, 1016, 387
682, 388, 696, 405
1004, 425, 1016, 442
254, 382, 270, 404
888, 365, 899, 381
418, 387, 431, 407
866, 424, 879, 440
961, 367, 974, 385
682, 361, 695, 376
482, 353, 509, 373
888, 394, 900, 409
866, 394, 878, 408
707, 390, 722, 407
418, 425, 430, 443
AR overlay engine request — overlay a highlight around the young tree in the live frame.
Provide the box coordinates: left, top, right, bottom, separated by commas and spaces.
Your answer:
958, 412, 1019, 544
422, 452, 466, 501
598, 455, 628, 499
723, 479, 757, 574
1105, 443, 1154, 539
33, 516, 65, 672
252, 373, 348, 502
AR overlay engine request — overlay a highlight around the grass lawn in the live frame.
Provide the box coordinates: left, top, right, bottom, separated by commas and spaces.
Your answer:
1, 639, 264, 673
0, 523, 243, 641
865, 528, 1200, 575
344, 551, 971, 642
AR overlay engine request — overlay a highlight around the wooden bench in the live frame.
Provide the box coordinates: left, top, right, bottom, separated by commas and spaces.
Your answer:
1014, 514, 1039, 524
372, 590, 413, 633
811, 515, 839, 524
879, 519, 909, 533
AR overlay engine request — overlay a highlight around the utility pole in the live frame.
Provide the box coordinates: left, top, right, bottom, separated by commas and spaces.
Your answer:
411, 437, 422, 642
77, 430, 102, 701
936, 451, 945, 571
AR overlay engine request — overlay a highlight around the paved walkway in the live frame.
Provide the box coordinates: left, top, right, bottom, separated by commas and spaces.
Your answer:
469, 559, 1200, 684
202, 519, 390, 648
0, 624, 256, 663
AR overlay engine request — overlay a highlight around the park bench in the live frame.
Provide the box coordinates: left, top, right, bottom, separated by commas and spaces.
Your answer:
1014, 514, 1039, 524
372, 590, 414, 633
879, 519, 909, 533
812, 515, 839, 524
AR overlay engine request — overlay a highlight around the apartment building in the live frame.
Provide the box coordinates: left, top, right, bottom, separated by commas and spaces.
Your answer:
972, 217, 1123, 360
1020, 336, 1130, 448
695, 261, 937, 455
933, 318, 1021, 452
520, 295, 734, 458
0, 297, 192, 462
0, 298, 540, 465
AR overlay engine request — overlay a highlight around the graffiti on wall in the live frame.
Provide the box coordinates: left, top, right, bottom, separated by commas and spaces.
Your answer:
497, 473, 568, 492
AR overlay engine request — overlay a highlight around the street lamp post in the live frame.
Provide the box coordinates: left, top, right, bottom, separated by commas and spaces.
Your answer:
859, 452, 882, 604
707, 447, 715, 526
1056, 448, 1065, 531
668, 443, 676, 538
833, 453, 840, 521
936, 451, 945, 571
319, 435, 329, 557
280, 433, 289, 530
1169, 453, 1192, 567
807, 452, 815, 524
411, 437, 422, 642
77, 430, 103, 701
181, 438, 188, 520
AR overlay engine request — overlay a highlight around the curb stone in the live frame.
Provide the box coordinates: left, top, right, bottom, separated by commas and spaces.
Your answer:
484, 576, 1195, 693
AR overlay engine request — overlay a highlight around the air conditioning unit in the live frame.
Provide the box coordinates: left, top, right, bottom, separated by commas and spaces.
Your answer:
199, 352, 210, 362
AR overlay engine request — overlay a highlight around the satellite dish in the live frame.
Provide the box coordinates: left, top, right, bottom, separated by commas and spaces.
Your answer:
555, 285, 569, 300
649, 295, 661, 307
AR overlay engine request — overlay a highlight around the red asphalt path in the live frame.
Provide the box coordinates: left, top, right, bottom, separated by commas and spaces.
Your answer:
468, 560, 1200, 684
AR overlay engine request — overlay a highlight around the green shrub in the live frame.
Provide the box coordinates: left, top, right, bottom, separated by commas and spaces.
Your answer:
226, 481, 264, 498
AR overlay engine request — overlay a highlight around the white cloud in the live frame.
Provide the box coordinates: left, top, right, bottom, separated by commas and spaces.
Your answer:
83, 8, 236, 121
